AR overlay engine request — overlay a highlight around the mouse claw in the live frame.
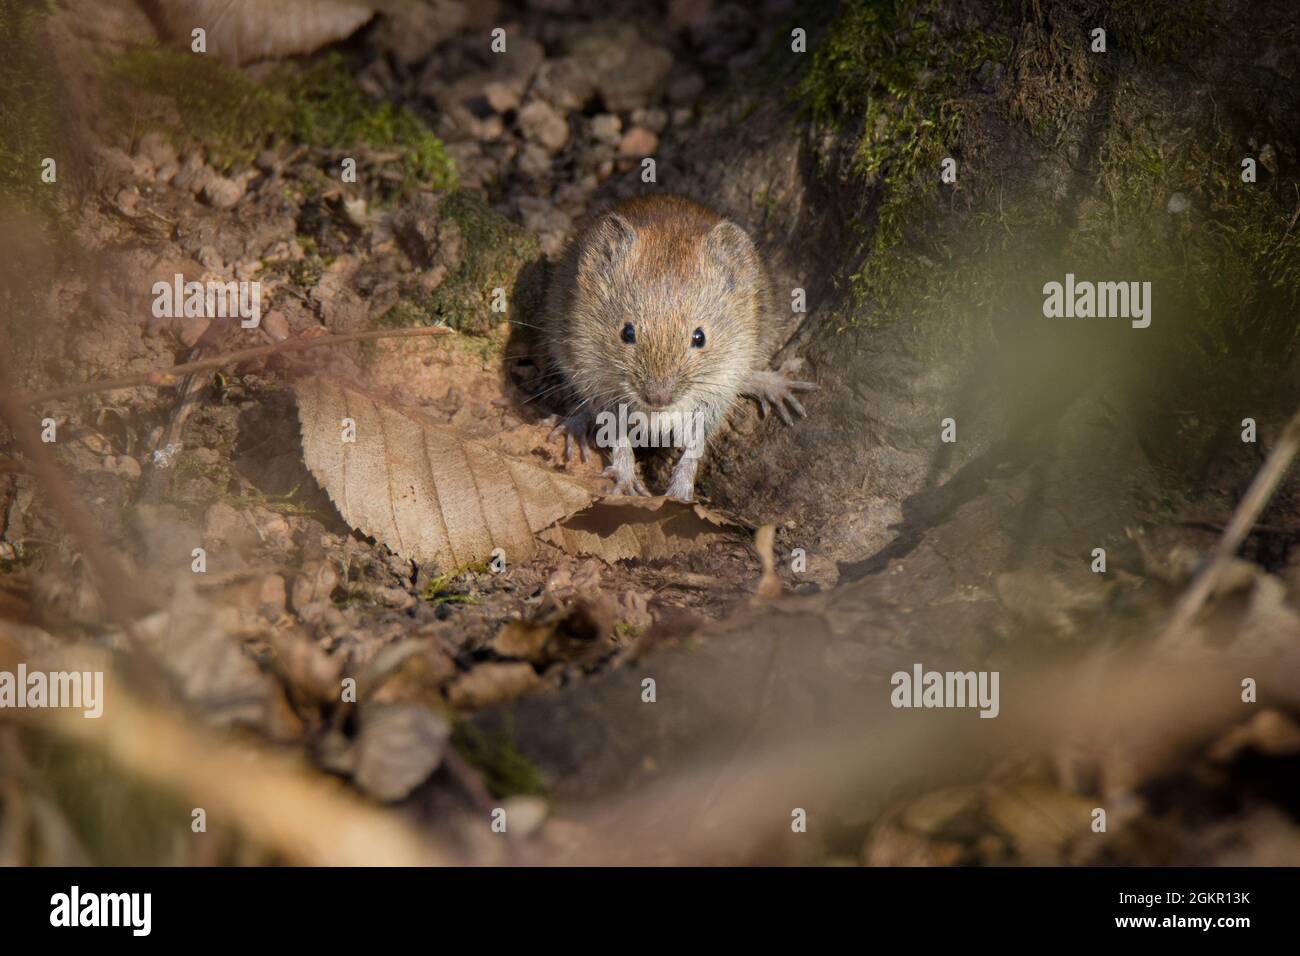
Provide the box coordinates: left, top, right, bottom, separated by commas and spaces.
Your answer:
548, 413, 592, 464
602, 464, 650, 497
744, 369, 815, 427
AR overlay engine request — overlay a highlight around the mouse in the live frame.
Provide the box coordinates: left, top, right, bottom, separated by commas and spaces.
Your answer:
542, 194, 814, 501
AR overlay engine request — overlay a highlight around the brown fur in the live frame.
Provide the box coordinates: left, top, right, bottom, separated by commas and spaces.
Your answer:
544, 194, 775, 435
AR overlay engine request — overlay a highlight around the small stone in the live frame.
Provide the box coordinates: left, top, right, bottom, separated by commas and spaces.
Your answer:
202, 173, 246, 209
171, 153, 212, 194
630, 107, 668, 134
197, 245, 223, 270
618, 127, 659, 158
590, 113, 622, 145
342, 196, 369, 228
1259, 143, 1278, 175
483, 79, 521, 113
566, 24, 673, 112
1166, 192, 1189, 215
532, 57, 595, 112
261, 309, 290, 341
135, 131, 178, 170
518, 100, 570, 152
103, 455, 142, 480
502, 795, 549, 838
114, 187, 139, 214
517, 142, 554, 180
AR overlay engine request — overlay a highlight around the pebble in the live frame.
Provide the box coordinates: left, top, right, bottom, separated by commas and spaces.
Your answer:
618, 127, 659, 158
590, 113, 623, 145
630, 107, 668, 134
518, 100, 570, 152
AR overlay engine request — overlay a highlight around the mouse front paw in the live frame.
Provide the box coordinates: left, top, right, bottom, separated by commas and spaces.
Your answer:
743, 367, 817, 426
547, 411, 594, 464
601, 463, 651, 497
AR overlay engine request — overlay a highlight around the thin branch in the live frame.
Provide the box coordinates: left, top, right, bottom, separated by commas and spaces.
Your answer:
17, 325, 455, 405
1158, 407, 1300, 645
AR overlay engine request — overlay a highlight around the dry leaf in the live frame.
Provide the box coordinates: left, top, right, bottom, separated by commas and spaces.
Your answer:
135, 582, 273, 728
353, 702, 450, 802
296, 377, 598, 570
447, 662, 541, 709
539, 497, 747, 563
491, 600, 617, 665
1208, 709, 1300, 762
983, 783, 1093, 863
149, 0, 376, 65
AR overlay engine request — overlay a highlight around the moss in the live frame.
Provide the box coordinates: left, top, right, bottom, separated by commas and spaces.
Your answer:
1067, 84, 1300, 401
1103, 0, 1216, 63
105, 49, 455, 192
795, 0, 1010, 335
24, 732, 242, 865
452, 720, 547, 797
0, 0, 64, 223
419, 568, 483, 605
379, 192, 543, 335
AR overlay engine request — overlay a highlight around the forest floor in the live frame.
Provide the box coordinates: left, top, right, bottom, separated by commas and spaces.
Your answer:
2, 0, 1300, 866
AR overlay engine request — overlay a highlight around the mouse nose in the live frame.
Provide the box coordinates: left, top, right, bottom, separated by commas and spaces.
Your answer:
641, 380, 675, 408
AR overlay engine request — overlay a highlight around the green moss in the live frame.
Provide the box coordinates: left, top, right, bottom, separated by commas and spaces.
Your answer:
451, 720, 547, 797
419, 569, 483, 606
795, 0, 1010, 335
0, 0, 63, 222
1068, 85, 1300, 393
379, 192, 543, 335
1103, 0, 1215, 63
24, 733, 235, 865
105, 49, 455, 192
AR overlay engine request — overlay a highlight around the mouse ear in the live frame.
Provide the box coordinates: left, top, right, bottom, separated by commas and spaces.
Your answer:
578, 213, 636, 278
702, 220, 758, 293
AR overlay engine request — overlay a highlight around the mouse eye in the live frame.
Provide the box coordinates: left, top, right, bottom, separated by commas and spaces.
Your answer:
691, 328, 706, 348
621, 323, 636, 345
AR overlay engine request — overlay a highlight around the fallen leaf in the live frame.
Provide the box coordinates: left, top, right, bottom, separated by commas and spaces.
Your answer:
983, 783, 1094, 863
447, 662, 541, 709
296, 377, 598, 570
135, 582, 273, 729
539, 497, 747, 563
1208, 709, 1300, 762
150, 0, 376, 65
353, 702, 450, 802
491, 599, 617, 665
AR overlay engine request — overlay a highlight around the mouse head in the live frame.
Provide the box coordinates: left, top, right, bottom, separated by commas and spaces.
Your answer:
573, 209, 764, 418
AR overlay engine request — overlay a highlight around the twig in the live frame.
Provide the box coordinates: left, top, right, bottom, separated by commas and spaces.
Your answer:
17, 325, 455, 405
0, 660, 452, 866
1158, 407, 1300, 645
